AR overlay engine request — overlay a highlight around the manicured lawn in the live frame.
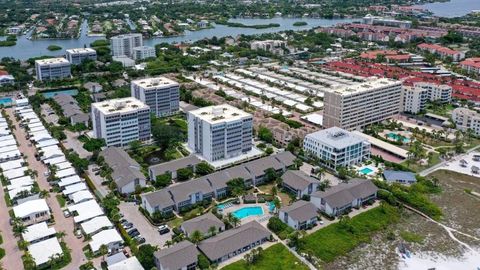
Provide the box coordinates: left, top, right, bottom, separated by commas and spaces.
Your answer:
167, 217, 183, 228
301, 205, 399, 262
402, 152, 441, 172
222, 243, 309, 270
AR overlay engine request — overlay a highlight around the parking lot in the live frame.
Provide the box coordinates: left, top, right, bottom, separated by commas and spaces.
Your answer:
118, 202, 173, 248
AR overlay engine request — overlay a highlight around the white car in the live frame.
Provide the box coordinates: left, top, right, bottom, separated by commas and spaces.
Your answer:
158, 224, 169, 231
63, 210, 71, 218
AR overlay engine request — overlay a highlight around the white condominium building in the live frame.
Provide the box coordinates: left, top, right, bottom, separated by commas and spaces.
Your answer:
131, 77, 180, 117
403, 82, 452, 114
451, 107, 480, 135
323, 78, 403, 130
65, 48, 97, 65
133, 46, 156, 60
303, 127, 371, 170
111, 33, 143, 58
187, 104, 253, 162
35, 58, 71, 81
91, 97, 151, 147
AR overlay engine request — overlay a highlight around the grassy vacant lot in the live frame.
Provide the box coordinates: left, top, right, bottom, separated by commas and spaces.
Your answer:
222, 243, 309, 270
301, 205, 399, 262
402, 152, 441, 172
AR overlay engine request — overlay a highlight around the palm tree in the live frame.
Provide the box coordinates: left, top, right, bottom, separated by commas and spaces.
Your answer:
39, 190, 50, 198
190, 230, 203, 244
273, 197, 281, 213
164, 240, 173, 248
22, 252, 36, 270
231, 216, 240, 228
99, 244, 108, 261
13, 222, 27, 237
226, 213, 234, 225
56, 231, 66, 241
208, 226, 217, 236
18, 240, 29, 250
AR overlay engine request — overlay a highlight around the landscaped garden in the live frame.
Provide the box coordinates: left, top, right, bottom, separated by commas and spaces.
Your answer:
222, 243, 309, 270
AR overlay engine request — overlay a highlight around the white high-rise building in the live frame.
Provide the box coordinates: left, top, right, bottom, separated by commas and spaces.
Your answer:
323, 78, 403, 130
91, 97, 151, 147
131, 77, 180, 117
111, 33, 143, 58
452, 107, 480, 136
65, 48, 97, 65
402, 82, 452, 114
133, 46, 156, 60
303, 127, 371, 170
35, 58, 71, 81
187, 104, 253, 162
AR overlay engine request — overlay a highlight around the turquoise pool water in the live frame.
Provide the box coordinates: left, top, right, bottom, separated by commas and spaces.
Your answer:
359, 167, 374, 175
42, 88, 78, 98
0, 97, 12, 106
387, 132, 410, 143
267, 201, 275, 212
233, 206, 263, 219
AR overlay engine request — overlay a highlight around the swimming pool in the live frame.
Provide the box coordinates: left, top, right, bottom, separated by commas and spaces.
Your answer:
359, 167, 374, 175
267, 201, 275, 212
233, 206, 264, 219
42, 88, 78, 98
0, 97, 13, 106
387, 132, 410, 143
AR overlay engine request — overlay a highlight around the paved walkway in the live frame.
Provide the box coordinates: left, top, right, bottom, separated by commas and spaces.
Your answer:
0, 185, 24, 269
6, 108, 88, 270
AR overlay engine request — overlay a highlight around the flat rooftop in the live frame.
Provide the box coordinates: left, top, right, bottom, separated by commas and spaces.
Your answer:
189, 104, 251, 124
329, 78, 401, 96
306, 127, 367, 149
35, 57, 70, 65
131, 76, 178, 89
92, 97, 149, 115
66, 48, 96, 54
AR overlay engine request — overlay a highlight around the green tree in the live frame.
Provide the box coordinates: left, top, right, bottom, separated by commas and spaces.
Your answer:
195, 162, 214, 176
154, 173, 172, 188
177, 167, 193, 181
226, 178, 246, 197
257, 126, 273, 143
137, 244, 158, 269
99, 244, 108, 261
197, 253, 211, 270
190, 230, 203, 244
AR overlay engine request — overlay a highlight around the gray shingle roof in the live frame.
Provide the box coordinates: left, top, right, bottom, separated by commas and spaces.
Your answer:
181, 212, 224, 236
224, 166, 252, 181
52, 94, 90, 121
282, 170, 317, 191
168, 177, 214, 203
280, 200, 317, 223
243, 156, 283, 177
206, 171, 230, 190
154, 241, 198, 270
100, 147, 146, 189
141, 189, 174, 209
149, 155, 202, 177
273, 151, 296, 168
383, 170, 417, 183
312, 179, 378, 208
198, 221, 271, 261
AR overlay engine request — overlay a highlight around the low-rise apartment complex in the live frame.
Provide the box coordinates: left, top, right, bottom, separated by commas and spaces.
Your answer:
65, 48, 97, 64
323, 78, 403, 130
91, 97, 151, 147
303, 127, 371, 170
187, 104, 253, 162
417, 43, 465, 62
311, 179, 378, 216
131, 77, 180, 117
35, 57, 71, 81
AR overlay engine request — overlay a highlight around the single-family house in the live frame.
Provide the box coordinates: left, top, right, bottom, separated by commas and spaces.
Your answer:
13, 199, 50, 225
281, 170, 318, 198
89, 229, 124, 254
180, 212, 225, 237
278, 200, 318, 230
100, 147, 147, 194
383, 170, 417, 185
154, 241, 198, 270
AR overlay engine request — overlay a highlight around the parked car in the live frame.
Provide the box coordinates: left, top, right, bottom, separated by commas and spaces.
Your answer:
128, 229, 140, 237
134, 236, 145, 244
123, 222, 133, 230
157, 224, 169, 231
63, 210, 71, 218
158, 227, 170, 235
75, 229, 83, 239
120, 219, 128, 225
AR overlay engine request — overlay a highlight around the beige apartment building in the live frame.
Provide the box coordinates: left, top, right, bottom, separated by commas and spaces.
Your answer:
323, 78, 403, 130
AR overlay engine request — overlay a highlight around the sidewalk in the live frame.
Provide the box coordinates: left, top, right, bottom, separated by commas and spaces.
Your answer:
0, 186, 23, 269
